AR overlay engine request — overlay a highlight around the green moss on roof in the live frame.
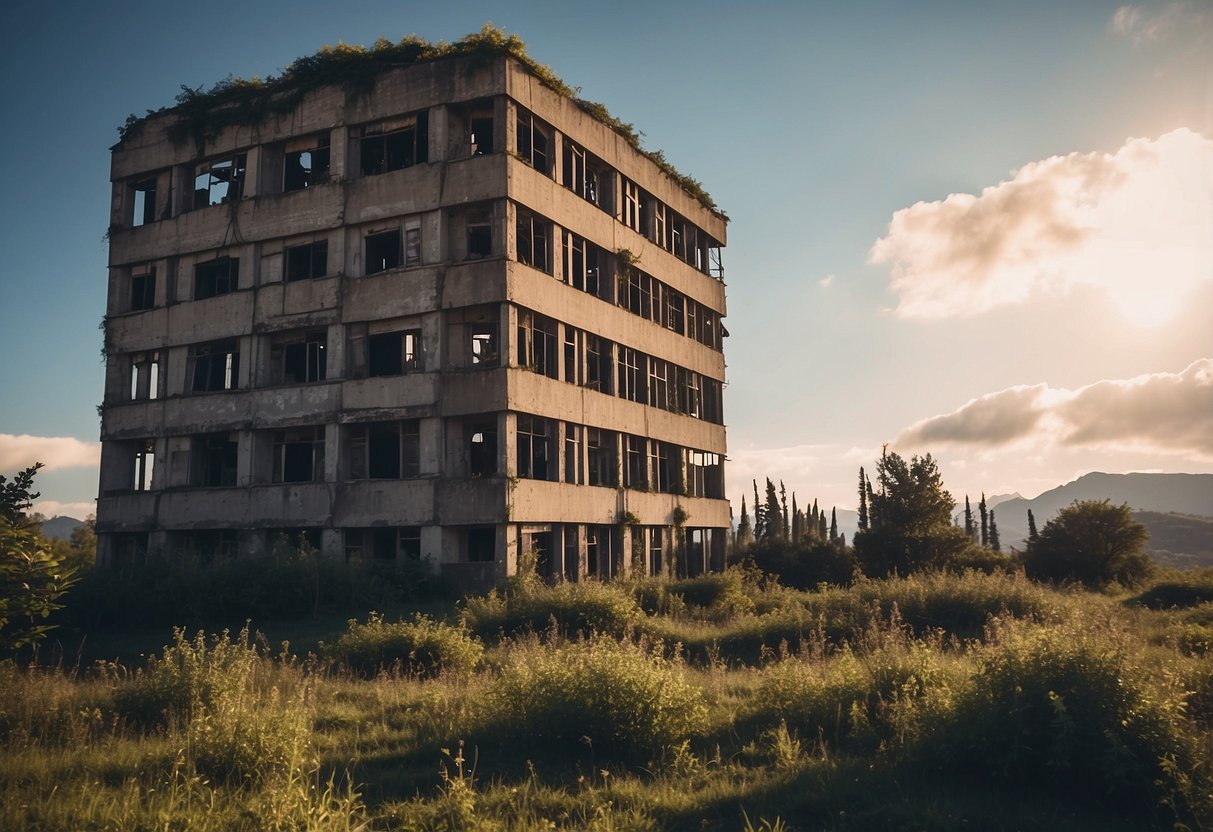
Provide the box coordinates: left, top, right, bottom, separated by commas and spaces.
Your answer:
117, 24, 724, 219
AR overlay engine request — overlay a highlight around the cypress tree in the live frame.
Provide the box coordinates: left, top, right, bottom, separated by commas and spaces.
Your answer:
764, 479, 781, 541
753, 480, 765, 540
989, 510, 1001, 552
1027, 509, 1039, 545
791, 494, 801, 542
780, 481, 790, 541
738, 496, 751, 547
865, 477, 877, 529
964, 496, 975, 542
829, 507, 838, 542
857, 467, 869, 531
818, 512, 828, 541
979, 493, 989, 547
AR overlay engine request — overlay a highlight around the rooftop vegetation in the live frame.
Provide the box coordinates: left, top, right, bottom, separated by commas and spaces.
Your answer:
116, 24, 724, 217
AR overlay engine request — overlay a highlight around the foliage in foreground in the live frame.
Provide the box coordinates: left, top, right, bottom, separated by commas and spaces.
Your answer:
324, 612, 483, 678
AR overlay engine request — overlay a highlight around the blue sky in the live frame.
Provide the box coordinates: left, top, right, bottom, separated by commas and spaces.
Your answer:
1, 0, 1210, 518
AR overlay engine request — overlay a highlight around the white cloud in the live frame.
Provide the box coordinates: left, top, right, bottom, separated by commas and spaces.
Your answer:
1111, 5, 1145, 36
0, 434, 101, 473
819, 274, 835, 288
897, 359, 1213, 458
31, 500, 95, 520
869, 129, 1213, 325
1110, 2, 1206, 42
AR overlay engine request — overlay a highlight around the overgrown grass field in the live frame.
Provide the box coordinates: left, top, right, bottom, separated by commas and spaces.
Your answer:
4, 566, 1212, 830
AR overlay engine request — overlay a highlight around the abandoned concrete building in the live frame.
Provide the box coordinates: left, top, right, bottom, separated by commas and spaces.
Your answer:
96, 51, 729, 588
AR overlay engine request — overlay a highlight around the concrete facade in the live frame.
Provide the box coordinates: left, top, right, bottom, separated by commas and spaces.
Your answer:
98, 55, 729, 590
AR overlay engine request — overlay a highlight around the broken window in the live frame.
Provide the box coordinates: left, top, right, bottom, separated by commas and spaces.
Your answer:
624, 434, 647, 490
285, 240, 328, 281
194, 257, 238, 300
193, 155, 246, 209
620, 269, 655, 320
685, 450, 723, 499
344, 527, 421, 562
677, 367, 702, 419
562, 232, 603, 296
273, 426, 325, 483
515, 109, 550, 173
648, 441, 675, 493
670, 215, 688, 263
129, 265, 156, 311
405, 224, 422, 266
648, 527, 664, 576
128, 350, 160, 401
467, 527, 495, 562
516, 414, 551, 480
190, 341, 240, 393
516, 310, 557, 377
131, 439, 155, 491
622, 179, 641, 232
516, 211, 550, 273
585, 334, 613, 394
132, 177, 157, 227
345, 420, 419, 479
646, 198, 667, 248
617, 347, 647, 405
703, 377, 724, 425
269, 331, 327, 385
648, 358, 672, 412
563, 327, 582, 386
468, 422, 497, 476
283, 134, 330, 191
587, 428, 616, 487
191, 432, 238, 487
562, 141, 606, 207
467, 209, 492, 259
365, 229, 401, 275
470, 108, 494, 156
564, 422, 583, 484
665, 291, 685, 335
360, 112, 429, 176
366, 330, 420, 376
470, 322, 498, 366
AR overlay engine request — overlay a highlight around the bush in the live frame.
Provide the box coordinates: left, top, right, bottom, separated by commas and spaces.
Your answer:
1130, 569, 1213, 609
461, 581, 640, 641
1023, 500, 1153, 589
325, 612, 483, 677
480, 634, 708, 762
743, 540, 857, 589
665, 569, 756, 619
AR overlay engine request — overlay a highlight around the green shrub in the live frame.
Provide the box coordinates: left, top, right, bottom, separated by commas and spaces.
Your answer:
666, 569, 756, 620
926, 617, 1207, 820
1130, 570, 1213, 609
743, 540, 857, 589
480, 634, 708, 762
325, 612, 483, 677
461, 581, 640, 641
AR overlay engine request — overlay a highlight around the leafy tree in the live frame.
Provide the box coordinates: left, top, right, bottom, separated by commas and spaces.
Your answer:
1023, 499, 1151, 588
853, 448, 970, 576
1, 464, 77, 651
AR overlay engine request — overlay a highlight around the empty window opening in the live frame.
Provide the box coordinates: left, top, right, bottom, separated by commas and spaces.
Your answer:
515, 110, 550, 173
648, 441, 675, 493
516, 414, 551, 480
585, 334, 613, 395
564, 422, 583, 485
470, 322, 498, 366
624, 434, 647, 490
587, 428, 616, 487
273, 426, 325, 483
194, 257, 239, 300
684, 450, 723, 499
132, 178, 157, 227
405, 225, 422, 266
132, 439, 155, 491
516, 310, 557, 377
468, 423, 497, 476
283, 135, 330, 191
617, 347, 647, 405
467, 527, 496, 562
367, 330, 420, 376
648, 528, 664, 577
346, 421, 420, 479
622, 180, 641, 231
128, 350, 160, 401
365, 229, 401, 275
285, 240, 328, 281
129, 266, 156, 311
563, 327, 582, 386
360, 112, 429, 176
648, 359, 673, 412
191, 432, 238, 487
194, 155, 246, 209
562, 232, 604, 296
515, 211, 550, 272
470, 112, 494, 156
190, 341, 240, 392
467, 209, 492, 259
344, 527, 421, 562
270, 332, 327, 385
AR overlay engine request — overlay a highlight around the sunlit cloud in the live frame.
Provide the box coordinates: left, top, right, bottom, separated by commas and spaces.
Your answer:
31, 500, 95, 520
869, 129, 1213, 325
0, 434, 101, 473
897, 359, 1213, 458
819, 274, 835, 288
1110, 2, 1207, 42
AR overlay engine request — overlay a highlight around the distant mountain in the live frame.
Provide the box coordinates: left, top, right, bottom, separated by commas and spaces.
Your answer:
987, 493, 1023, 508
38, 515, 83, 540
990, 473, 1213, 554
1132, 511, 1213, 568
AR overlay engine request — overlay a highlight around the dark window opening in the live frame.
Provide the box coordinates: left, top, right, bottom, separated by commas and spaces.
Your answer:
191, 432, 238, 487
284, 135, 330, 191
128, 350, 160, 401
470, 323, 498, 366
132, 178, 157, 227
516, 212, 550, 273
130, 268, 156, 311
347, 421, 420, 480
467, 210, 492, 259
468, 423, 497, 476
516, 311, 557, 377
366, 229, 402, 275
585, 334, 613, 395
405, 226, 422, 266
367, 330, 420, 376
624, 434, 647, 490
274, 427, 325, 483
516, 414, 550, 480
194, 257, 238, 300
467, 527, 495, 562
286, 241, 328, 281
587, 428, 616, 487
564, 423, 583, 484
270, 333, 326, 384
516, 111, 550, 173
131, 439, 155, 491
190, 341, 239, 392
360, 112, 429, 176
194, 155, 246, 209
470, 115, 494, 156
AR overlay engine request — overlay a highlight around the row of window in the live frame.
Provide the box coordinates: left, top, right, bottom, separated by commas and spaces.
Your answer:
113, 416, 723, 499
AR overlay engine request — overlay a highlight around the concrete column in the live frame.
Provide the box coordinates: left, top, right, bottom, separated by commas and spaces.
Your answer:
328, 126, 349, 180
